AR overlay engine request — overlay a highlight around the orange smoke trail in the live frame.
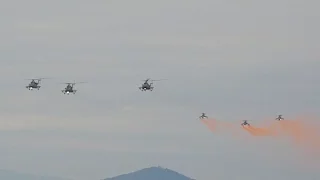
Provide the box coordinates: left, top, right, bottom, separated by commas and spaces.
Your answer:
201, 118, 243, 137
201, 118, 235, 132
201, 117, 320, 161
201, 117, 320, 141
277, 120, 320, 151
242, 126, 259, 136
242, 118, 320, 156
201, 117, 320, 150
242, 125, 278, 136
201, 119, 217, 132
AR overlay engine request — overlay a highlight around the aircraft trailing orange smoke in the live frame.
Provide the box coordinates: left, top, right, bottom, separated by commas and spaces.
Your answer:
200, 115, 320, 155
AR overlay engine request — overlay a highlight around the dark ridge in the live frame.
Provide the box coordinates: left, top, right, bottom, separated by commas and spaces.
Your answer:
103, 166, 194, 180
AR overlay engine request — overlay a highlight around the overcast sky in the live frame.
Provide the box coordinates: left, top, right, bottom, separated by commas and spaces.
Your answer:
0, 0, 319, 180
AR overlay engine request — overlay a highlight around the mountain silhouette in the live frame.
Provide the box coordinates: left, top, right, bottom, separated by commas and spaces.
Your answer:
0, 169, 70, 180
103, 166, 194, 180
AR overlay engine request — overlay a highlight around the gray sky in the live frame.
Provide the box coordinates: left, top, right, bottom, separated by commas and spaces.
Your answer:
0, 0, 320, 179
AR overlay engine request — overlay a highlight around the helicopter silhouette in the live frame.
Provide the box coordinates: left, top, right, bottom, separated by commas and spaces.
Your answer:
199, 113, 208, 119
139, 78, 166, 91
241, 120, 250, 126
25, 78, 48, 90
276, 115, 284, 121
61, 82, 87, 95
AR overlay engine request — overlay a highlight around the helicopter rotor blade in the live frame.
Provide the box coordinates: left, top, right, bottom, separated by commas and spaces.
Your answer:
59, 82, 88, 85
73, 82, 88, 85
141, 78, 167, 81
150, 79, 168, 82
25, 77, 52, 81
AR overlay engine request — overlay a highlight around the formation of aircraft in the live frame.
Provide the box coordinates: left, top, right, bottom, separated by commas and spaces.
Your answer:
25, 77, 166, 94
239, 115, 284, 126
25, 78, 286, 125
199, 114, 284, 127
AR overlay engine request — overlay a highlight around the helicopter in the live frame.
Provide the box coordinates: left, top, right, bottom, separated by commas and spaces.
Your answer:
25, 78, 48, 90
199, 113, 208, 119
276, 115, 284, 121
241, 120, 251, 126
61, 82, 86, 95
139, 78, 166, 91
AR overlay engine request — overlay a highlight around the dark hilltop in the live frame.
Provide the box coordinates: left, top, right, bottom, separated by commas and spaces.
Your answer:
103, 166, 195, 180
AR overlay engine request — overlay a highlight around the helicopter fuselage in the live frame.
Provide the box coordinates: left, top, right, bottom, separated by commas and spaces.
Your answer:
139, 83, 153, 91
26, 81, 40, 90
276, 115, 283, 121
62, 85, 77, 94
62, 89, 76, 94
241, 121, 250, 126
199, 114, 207, 119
